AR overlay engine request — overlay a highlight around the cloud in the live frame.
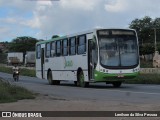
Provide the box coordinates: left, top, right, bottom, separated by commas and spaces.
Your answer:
0, 27, 10, 34
0, 18, 17, 24
0, 26, 14, 42
24, 0, 103, 39
105, 0, 129, 13
0, 0, 36, 11
1, 0, 160, 41
60, 0, 99, 11
104, 0, 160, 16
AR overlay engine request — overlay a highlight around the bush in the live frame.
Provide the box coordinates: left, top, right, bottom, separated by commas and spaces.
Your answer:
140, 44, 155, 55
156, 44, 160, 53
125, 74, 160, 84
0, 53, 7, 64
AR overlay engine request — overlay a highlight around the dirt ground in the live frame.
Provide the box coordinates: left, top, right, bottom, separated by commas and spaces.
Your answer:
0, 94, 160, 120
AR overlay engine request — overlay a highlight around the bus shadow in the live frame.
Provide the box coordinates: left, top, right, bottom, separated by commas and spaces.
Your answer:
58, 82, 130, 89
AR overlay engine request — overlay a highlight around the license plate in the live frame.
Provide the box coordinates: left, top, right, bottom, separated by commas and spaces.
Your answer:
117, 74, 124, 78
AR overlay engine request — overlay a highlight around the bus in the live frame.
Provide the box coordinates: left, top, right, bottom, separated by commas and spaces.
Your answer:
36, 28, 140, 87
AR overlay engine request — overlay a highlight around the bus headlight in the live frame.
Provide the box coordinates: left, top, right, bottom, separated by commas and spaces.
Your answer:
133, 69, 135, 72
133, 69, 139, 72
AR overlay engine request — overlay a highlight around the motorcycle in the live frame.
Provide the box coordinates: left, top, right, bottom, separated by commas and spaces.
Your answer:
13, 70, 19, 82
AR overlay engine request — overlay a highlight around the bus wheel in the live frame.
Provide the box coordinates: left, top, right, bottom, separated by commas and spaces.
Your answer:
48, 71, 54, 85
112, 82, 122, 88
74, 81, 77, 86
54, 80, 60, 85
78, 71, 89, 87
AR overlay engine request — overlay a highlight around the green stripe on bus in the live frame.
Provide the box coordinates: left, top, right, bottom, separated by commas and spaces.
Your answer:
94, 70, 139, 82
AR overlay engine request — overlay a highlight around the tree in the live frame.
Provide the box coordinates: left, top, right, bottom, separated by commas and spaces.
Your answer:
52, 35, 59, 39
0, 49, 2, 53
129, 16, 155, 45
129, 16, 160, 55
9, 36, 39, 54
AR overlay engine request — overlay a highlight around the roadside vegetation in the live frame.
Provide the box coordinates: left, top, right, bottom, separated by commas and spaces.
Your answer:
0, 78, 35, 103
125, 73, 160, 84
0, 64, 160, 84
140, 60, 153, 68
0, 65, 36, 77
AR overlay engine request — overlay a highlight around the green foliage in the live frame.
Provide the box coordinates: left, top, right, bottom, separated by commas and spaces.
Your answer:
129, 16, 160, 45
9, 36, 38, 54
140, 60, 153, 68
20, 68, 36, 77
139, 45, 143, 55
125, 74, 160, 84
140, 44, 155, 55
0, 53, 7, 64
0, 66, 12, 73
0, 79, 35, 103
156, 43, 160, 53
52, 35, 59, 39
0, 66, 36, 77
139, 44, 155, 55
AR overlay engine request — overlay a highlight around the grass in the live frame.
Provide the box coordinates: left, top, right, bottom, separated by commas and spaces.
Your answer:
0, 65, 36, 77
140, 60, 153, 68
125, 73, 160, 84
0, 79, 35, 103
19, 68, 36, 77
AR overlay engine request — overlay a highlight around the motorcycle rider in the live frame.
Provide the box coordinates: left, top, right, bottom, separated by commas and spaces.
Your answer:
12, 65, 20, 81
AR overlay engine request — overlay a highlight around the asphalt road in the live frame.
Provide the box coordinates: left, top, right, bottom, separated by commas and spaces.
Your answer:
1, 72, 160, 104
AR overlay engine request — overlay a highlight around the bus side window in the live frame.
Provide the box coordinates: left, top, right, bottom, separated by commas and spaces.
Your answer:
56, 41, 61, 56
51, 42, 56, 57
63, 39, 68, 56
36, 45, 41, 59
77, 35, 86, 54
69, 37, 76, 55
46, 43, 50, 58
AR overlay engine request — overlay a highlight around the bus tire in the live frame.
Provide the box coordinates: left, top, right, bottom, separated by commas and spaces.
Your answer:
48, 71, 54, 85
78, 71, 89, 87
74, 81, 77, 86
54, 80, 60, 85
112, 81, 122, 88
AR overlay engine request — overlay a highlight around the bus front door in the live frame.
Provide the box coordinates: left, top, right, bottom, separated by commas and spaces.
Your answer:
41, 48, 45, 79
88, 40, 95, 80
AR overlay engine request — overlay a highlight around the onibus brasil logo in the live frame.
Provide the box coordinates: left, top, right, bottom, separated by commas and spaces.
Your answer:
64, 57, 73, 68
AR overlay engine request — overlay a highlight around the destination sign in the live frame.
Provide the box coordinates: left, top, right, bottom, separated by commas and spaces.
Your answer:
112, 30, 135, 35
98, 30, 135, 36
98, 31, 109, 35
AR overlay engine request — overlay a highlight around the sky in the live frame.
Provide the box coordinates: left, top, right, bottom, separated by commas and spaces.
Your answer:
0, 0, 160, 42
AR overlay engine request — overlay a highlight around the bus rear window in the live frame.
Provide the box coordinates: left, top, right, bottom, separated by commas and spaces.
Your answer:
36, 45, 41, 59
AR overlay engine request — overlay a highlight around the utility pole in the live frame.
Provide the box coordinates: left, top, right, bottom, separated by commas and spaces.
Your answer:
154, 28, 157, 51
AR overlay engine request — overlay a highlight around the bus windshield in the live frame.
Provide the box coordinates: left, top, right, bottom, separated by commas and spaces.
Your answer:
99, 33, 138, 68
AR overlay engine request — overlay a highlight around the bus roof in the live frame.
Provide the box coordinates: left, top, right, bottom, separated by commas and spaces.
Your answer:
36, 36, 67, 45
36, 28, 136, 45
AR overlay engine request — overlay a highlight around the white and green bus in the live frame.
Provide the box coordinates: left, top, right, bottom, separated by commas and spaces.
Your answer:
36, 28, 140, 87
